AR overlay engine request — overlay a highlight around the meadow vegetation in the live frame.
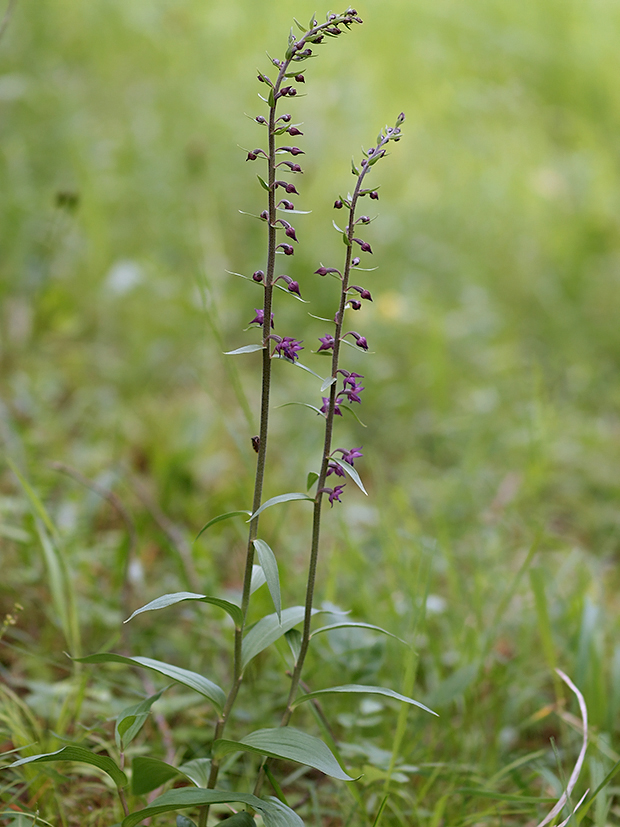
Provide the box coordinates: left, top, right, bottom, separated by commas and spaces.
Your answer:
1, 0, 620, 825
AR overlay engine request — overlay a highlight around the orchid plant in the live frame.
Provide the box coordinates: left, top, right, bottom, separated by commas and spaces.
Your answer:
7, 10, 437, 827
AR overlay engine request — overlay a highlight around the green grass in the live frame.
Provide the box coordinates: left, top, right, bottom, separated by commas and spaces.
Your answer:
2, 0, 620, 825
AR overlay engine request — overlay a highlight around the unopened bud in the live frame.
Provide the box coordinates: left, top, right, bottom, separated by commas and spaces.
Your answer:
370, 191, 379, 200
259, 210, 269, 220
288, 280, 301, 296
295, 74, 305, 83
334, 199, 343, 209
253, 270, 265, 282
360, 289, 372, 300
285, 226, 298, 242
247, 151, 257, 161
280, 114, 291, 122
352, 257, 360, 266
255, 116, 267, 124
287, 126, 303, 136
359, 216, 370, 224
350, 299, 362, 310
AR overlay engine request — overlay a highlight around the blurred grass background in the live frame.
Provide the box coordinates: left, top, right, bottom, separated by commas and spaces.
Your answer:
2, 0, 620, 825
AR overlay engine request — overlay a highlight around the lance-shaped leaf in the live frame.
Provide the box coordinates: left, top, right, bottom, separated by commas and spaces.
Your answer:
250, 563, 267, 594
131, 755, 190, 796
290, 684, 438, 716
213, 727, 353, 781
248, 493, 313, 522
242, 606, 320, 669
224, 344, 265, 355
76, 654, 226, 712
121, 788, 303, 827
124, 592, 243, 629
310, 621, 406, 645
194, 510, 251, 542
320, 376, 337, 392
332, 458, 367, 495
115, 687, 167, 750
292, 361, 324, 380
9, 745, 127, 789
178, 758, 212, 788
253, 540, 281, 621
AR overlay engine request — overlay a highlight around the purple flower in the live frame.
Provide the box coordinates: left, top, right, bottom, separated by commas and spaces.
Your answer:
352, 257, 360, 266
343, 371, 364, 388
327, 462, 346, 478
343, 331, 369, 350
341, 447, 363, 465
315, 266, 341, 277
351, 285, 372, 301
250, 309, 274, 328
327, 485, 346, 506
273, 336, 303, 361
277, 243, 295, 256
340, 383, 364, 404
320, 397, 342, 416
317, 335, 335, 352
353, 238, 373, 253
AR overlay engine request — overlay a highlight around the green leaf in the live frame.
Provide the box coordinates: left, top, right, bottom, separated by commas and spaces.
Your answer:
332, 459, 367, 495
277, 401, 323, 416
7, 459, 58, 540
285, 628, 302, 662
332, 220, 344, 233
351, 158, 360, 175
76, 654, 226, 712
257, 175, 270, 191
292, 361, 324, 380
124, 592, 243, 629
242, 606, 320, 668
213, 727, 353, 781
195, 510, 251, 542
220, 815, 255, 827
250, 564, 267, 594
121, 788, 303, 827
115, 687, 166, 751
320, 376, 336, 392
248, 493, 313, 521
177, 817, 198, 827
306, 472, 319, 491
292, 18, 307, 32
291, 684, 437, 716
274, 282, 309, 302
340, 404, 367, 428
267, 87, 275, 107
310, 621, 406, 645
224, 344, 265, 355
131, 756, 182, 796
178, 758, 212, 788
9, 745, 127, 789
253, 540, 281, 622
342, 231, 351, 246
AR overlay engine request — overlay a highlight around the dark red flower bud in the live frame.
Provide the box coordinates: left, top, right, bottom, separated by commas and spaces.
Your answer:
280, 113, 291, 122
334, 199, 343, 209
255, 116, 267, 124
259, 210, 269, 220
288, 280, 301, 296
253, 270, 265, 282
285, 183, 298, 194
247, 151, 257, 161
278, 243, 294, 256
285, 226, 298, 242
278, 199, 295, 210
361, 158, 368, 166
360, 289, 372, 300
350, 299, 362, 310
287, 126, 303, 136
288, 87, 297, 96
354, 238, 373, 253
289, 147, 304, 156
359, 216, 371, 224
295, 74, 305, 83
370, 191, 379, 200
280, 86, 292, 96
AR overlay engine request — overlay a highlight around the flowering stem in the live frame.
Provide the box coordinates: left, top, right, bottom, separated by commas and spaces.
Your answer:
201, 12, 363, 819
253, 128, 394, 800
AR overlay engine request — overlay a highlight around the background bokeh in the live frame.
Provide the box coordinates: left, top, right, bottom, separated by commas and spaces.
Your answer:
2, 0, 620, 824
